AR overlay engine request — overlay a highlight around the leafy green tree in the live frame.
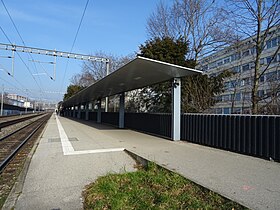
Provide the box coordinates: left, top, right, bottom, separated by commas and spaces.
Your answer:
138, 36, 228, 113
63, 85, 84, 101
138, 37, 195, 112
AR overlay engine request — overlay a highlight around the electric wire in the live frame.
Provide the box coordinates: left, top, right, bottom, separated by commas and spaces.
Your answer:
1, 0, 47, 96
0, 24, 45, 92
0, 63, 30, 93
0, 26, 13, 44
60, 0, 90, 94
0, 26, 43, 97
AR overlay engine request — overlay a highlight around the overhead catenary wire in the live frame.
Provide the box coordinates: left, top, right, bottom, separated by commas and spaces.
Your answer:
0, 63, 30, 94
60, 0, 90, 94
0, 24, 46, 94
1, 0, 48, 96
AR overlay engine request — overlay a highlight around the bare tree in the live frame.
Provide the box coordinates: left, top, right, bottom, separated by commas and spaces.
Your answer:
71, 52, 134, 87
83, 52, 134, 81
146, 0, 233, 63
223, 0, 280, 114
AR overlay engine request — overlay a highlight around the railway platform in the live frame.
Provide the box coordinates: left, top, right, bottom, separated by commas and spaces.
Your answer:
4, 113, 280, 210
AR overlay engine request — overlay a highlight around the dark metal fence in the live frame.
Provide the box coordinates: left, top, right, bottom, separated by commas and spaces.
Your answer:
89, 112, 97, 121
181, 114, 280, 161
80, 112, 86, 120
125, 113, 172, 138
67, 110, 279, 161
101, 112, 119, 126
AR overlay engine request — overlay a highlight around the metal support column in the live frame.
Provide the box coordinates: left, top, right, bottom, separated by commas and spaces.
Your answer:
97, 100, 102, 123
119, 92, 125, 128
78, 104, 81, 119
105, 61, 109, 112
172, 78, 181, 141
85, 103, 89, 121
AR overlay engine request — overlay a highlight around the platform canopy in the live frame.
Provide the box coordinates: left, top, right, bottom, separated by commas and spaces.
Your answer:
63, 56, 202, 107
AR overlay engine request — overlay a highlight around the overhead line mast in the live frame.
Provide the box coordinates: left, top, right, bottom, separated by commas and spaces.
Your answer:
0, 42, 109, 63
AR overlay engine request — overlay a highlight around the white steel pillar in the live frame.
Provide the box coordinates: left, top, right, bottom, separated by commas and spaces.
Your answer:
97, 100, 102, 123
119, 92, 125, 128
105, 61, 109, 112
172, 78, 181, 141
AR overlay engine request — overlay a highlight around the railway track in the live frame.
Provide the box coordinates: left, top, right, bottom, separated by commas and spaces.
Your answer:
0, 113, 43, 129
0, 113, 51, 207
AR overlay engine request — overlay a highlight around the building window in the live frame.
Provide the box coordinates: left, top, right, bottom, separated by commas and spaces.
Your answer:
235, 93, 241, 101
224, 57, 230, 64
266, 37, 278, 49
232, 108, 241, 114
216, 108, 222, 114
215, 96, 222, 102
260, 75, 265, 82
223, 108, 231, 114
250, 47, 256, 55
217, 60, 223, 66
243, 92, 251, 100
266, 56, 277, 64
224, 82, 230, 89
231, 53, 241, 61
258, 90, 264, 97
266, 71, 277, 82
231, 66, 240, 73
209, 62, 216, 69
242, 50, 250, 57
242, 64, 250, 72
260, 58, 265, 64
202, 65, 208, 71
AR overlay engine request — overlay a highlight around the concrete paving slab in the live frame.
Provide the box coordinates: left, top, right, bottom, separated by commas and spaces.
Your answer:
53, 117, 280, 210
8, 115, 280, 210
12, 114, 136, 210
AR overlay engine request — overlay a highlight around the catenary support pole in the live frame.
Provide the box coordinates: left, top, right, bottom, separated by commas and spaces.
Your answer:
119, 92, 125, 128
172, 78, 181, 141
1, 84, 4, 116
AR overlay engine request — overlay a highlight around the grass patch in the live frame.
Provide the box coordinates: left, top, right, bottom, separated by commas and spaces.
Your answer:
83, 163, 246, 209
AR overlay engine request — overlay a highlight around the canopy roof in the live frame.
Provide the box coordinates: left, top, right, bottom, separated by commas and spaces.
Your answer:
63, 56, 202, 107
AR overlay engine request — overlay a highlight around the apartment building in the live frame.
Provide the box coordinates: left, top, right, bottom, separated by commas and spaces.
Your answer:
199, 26, 280, 114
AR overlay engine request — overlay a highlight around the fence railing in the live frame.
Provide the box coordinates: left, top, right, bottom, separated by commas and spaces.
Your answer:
101, 112, 119, 126
125, 113, 171, 138
64, 110, 279, 162
89, 112, 97, 121
181, 114, 280, 161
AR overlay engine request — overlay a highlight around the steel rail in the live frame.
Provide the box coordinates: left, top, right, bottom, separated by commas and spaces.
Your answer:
0, 120, 37, 142
0, 113, 43, 130
0, 115, 49, 173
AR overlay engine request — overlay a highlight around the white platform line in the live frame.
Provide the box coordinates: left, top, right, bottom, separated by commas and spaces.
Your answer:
55, 115, 74, 155
65, 148, 125, 156
55, 115, 125, 156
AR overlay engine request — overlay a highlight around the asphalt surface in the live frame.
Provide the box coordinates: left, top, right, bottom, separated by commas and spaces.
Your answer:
4, 114, 280, 209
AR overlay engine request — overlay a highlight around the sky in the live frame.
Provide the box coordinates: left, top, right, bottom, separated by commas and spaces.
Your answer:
0, 0, 166, 103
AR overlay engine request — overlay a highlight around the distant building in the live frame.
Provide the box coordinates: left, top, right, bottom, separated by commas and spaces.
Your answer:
198, 26, 280, 114
7, 93, 33, 108
7, 93, 27, 102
